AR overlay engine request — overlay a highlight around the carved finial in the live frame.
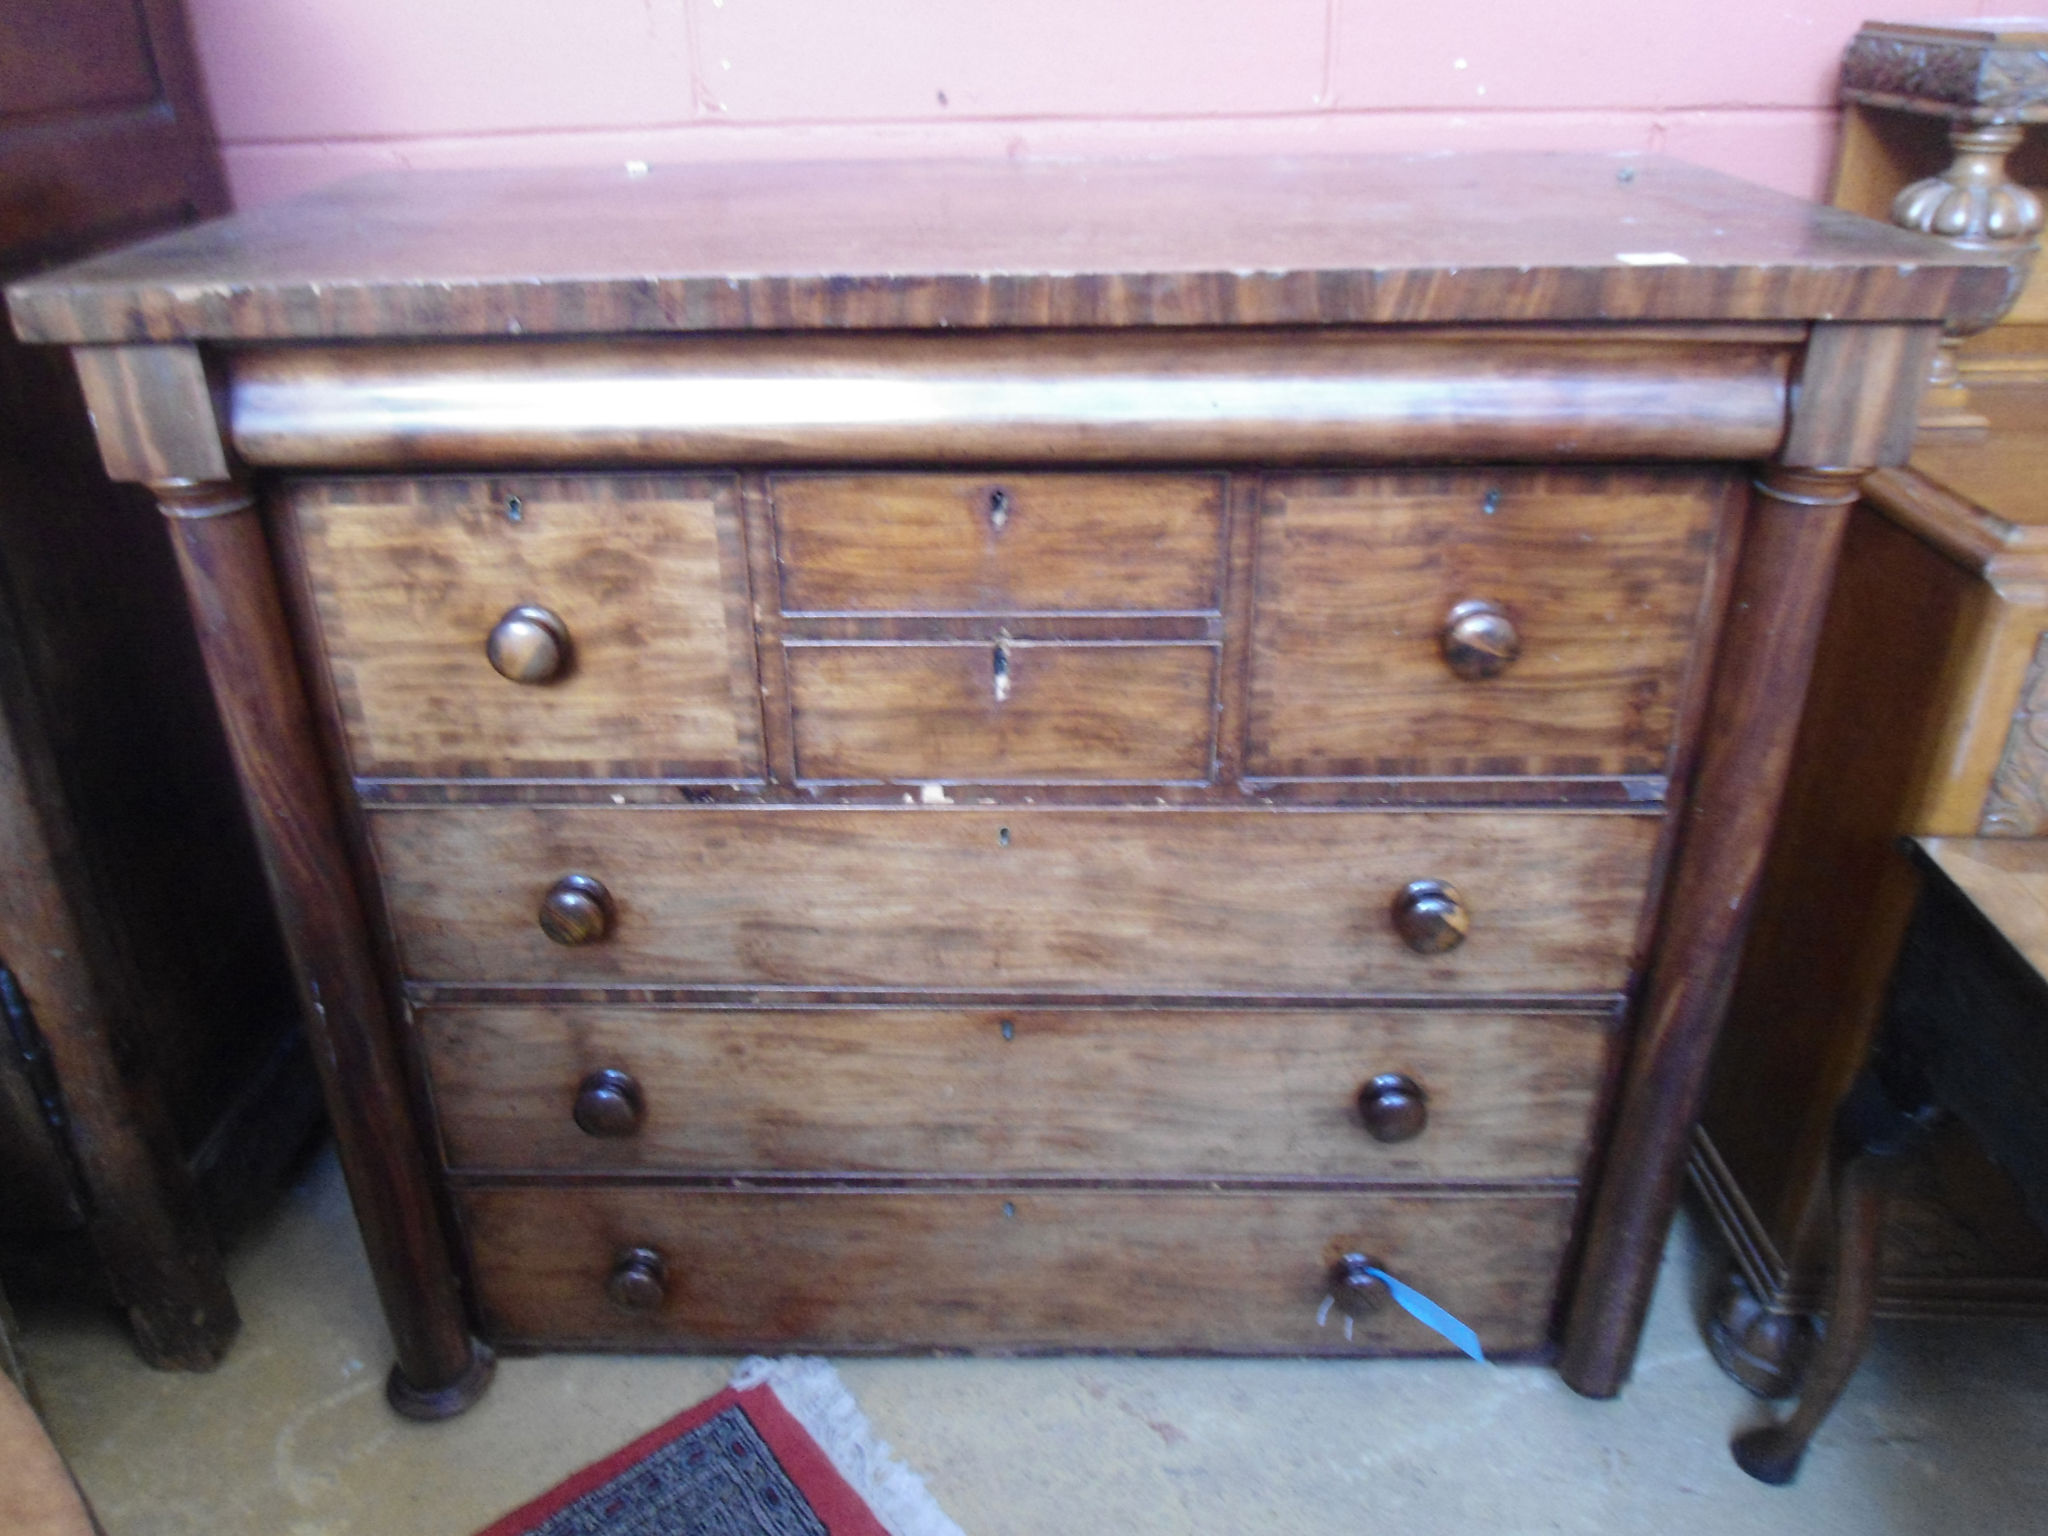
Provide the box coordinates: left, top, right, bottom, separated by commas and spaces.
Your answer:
1891, 124, 2045, 248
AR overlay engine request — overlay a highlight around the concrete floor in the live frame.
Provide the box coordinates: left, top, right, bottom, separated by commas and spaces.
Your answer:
14, 1146, 2048, 1536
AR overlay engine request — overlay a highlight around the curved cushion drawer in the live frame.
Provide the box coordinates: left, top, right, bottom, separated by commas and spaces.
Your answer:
423, 1004, 1616, 1179
1248, 466, 1732, 779
459, 1185, 1577, 1356
369, 806, 1661, 992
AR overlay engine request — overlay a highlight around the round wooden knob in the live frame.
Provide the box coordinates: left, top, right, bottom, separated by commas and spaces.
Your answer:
1440, 599, 1520, 680
607, 1247, 666, 1312
1390, 879, 1469, 955
573, 1069, 644, 1137
1358, 1074, 1429, 1142
486, 604, 570, 684
539, 874, 613, 946
1329, 1252, 1390, 1318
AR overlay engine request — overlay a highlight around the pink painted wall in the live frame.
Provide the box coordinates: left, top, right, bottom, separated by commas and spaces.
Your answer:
185, 1, 2009, 210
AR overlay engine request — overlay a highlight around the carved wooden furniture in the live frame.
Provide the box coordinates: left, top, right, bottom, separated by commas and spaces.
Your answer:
5, 153, 2006, 1418
1733, 836, 2048, 1483
1832, 19, 2048, 430
0, 0, 314, 1371
1694, 20, 2048, 1394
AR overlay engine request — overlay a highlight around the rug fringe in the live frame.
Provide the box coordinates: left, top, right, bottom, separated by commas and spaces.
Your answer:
732, 1358, 965, 1536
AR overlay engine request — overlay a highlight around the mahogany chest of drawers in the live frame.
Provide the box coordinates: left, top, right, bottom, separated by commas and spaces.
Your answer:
7, 153, 2008, 1417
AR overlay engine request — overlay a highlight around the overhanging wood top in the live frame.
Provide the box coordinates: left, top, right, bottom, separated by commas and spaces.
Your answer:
6, 152, 2019, 344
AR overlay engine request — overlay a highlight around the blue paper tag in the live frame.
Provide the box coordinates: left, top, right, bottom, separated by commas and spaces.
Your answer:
1364, 1267, 1488, 1362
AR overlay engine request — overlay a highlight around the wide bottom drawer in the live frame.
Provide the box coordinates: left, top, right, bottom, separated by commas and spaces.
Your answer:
460, 1186, 1576, 1356
424, 1005, 1616, 1180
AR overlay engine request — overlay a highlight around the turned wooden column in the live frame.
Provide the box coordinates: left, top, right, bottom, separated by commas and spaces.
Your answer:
1559, 322, 1934, 1397
1895, 124, 2043, 429
151, 479, 492, 1417
1560, 466, 1860, 1395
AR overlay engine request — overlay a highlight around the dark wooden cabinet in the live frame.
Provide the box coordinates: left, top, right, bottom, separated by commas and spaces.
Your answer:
0, 0, 316, 1368
6, 152, 2007, 1414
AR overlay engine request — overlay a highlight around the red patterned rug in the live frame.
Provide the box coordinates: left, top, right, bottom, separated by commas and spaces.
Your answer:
477, 1358, 963, 1536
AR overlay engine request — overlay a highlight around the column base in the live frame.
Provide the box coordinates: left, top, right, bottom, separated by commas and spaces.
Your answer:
386, 1337, 496, 1421
1705, 1265, 1814, 1400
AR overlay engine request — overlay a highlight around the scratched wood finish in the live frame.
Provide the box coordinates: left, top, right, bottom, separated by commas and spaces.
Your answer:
423, 1005, 1616, 1179
287, 476, 758, 780
773, 473, 1225, 614
786, 642, 1218, 782
369, 806, 1661, 993
459, 1185, 1578, 1355
6, 156, 2012, 344
1247, 469, 1729, 779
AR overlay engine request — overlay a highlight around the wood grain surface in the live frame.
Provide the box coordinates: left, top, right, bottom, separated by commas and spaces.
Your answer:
1247, 468, 1730, 778
160, 487, 488, 1404
217, 333, 1800, 468
1704, 505, 1994, 1280
422, 1004, 1616, 1180
458, 1184, 1577, 1355
367, 806, 1661, 993
287, 476, 758, 780
786, 641, 1218, 782
1560, 467, 1857, 1398
7, 156, 2011, 343
773, 472, 1225, 614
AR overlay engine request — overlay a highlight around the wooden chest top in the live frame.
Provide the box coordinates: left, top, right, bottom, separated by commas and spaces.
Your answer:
6, 153, 2014, 344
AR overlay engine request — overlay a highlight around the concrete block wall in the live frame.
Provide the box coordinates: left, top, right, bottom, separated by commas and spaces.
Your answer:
185, 1, 2007, 208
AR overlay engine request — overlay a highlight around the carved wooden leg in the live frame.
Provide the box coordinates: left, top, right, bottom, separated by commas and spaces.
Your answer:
155, 481, 492, 1419
1732, 1070, 1925, 1484
1705, 1265, 1814, 1400
1559, 467, 1860, 1398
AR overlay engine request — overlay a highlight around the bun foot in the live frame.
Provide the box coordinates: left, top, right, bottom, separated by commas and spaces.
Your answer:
1731, 1424, 1805, 1485
1704, 1266, 1812, 1400
386, 1337, 496, 1421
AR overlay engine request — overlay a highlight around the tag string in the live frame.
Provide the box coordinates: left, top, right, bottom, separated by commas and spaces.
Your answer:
1365, 1266, 1487, 1362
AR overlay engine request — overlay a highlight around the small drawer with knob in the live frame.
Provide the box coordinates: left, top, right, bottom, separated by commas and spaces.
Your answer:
284, 474, 761, 780
1246, 466, 1735, 779
371, 806, 1661, 991
457, 1185, 1578, 1355
771, 473, 1226, 615
786, 639, 1219, 782
419, 1004, 1616, 1179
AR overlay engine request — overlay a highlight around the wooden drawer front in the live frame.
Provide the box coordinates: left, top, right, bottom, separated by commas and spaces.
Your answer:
289, 476, 757, 779
773, 473, 1225, 614
426, 1006, 1614, 1179
462, 1186, 1575, 1355
1247, 468, 1729, 779
787, 642, 1217, 782
372, 807, 1659, 992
